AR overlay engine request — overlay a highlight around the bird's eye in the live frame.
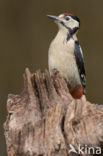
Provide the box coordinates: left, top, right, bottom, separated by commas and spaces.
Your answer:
65, 16, 70, 21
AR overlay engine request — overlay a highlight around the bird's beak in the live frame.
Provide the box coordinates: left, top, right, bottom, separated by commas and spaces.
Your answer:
47, 15, 58, 21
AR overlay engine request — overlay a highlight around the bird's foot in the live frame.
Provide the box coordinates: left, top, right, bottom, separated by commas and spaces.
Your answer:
52, 68, 59, 76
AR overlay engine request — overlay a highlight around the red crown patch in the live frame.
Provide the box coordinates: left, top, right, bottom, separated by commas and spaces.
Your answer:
64, 13, 74, 16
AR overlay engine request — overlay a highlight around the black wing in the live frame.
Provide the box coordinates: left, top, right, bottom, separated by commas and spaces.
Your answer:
74, 41, 86, 94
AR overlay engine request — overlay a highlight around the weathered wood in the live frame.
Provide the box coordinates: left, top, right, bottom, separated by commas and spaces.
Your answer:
4, 68, 103, 156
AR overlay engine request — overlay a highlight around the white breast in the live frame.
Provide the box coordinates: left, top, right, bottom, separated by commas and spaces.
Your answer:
48, 31, 81, 88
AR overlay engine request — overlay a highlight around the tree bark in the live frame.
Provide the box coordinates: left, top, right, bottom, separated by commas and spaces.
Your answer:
4, 68, 103, 156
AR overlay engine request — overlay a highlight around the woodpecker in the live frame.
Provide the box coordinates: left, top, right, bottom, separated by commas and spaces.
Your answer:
47, 13, 86, 99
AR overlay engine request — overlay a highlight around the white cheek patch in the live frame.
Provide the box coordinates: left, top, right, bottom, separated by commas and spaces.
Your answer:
67, 19, 79, 30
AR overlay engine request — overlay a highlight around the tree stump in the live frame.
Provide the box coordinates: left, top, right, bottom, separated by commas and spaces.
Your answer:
4, 68, 103, 156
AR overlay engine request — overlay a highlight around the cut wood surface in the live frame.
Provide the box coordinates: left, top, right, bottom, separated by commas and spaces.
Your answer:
4, 68, 103, 156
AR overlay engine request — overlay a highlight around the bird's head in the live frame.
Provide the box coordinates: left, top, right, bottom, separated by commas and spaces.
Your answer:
47, 13, 80, 35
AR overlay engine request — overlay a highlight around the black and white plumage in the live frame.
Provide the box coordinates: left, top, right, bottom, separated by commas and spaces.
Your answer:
47, 13, 86, 99
74, 40, 86, 94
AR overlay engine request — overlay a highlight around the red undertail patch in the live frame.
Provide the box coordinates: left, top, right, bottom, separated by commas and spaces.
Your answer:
70, 85, 84, 99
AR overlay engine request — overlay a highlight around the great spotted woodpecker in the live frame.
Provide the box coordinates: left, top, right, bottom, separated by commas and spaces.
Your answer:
47, 13, 86, 99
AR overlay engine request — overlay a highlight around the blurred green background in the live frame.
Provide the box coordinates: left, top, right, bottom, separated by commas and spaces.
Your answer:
0, 0, 103, 155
